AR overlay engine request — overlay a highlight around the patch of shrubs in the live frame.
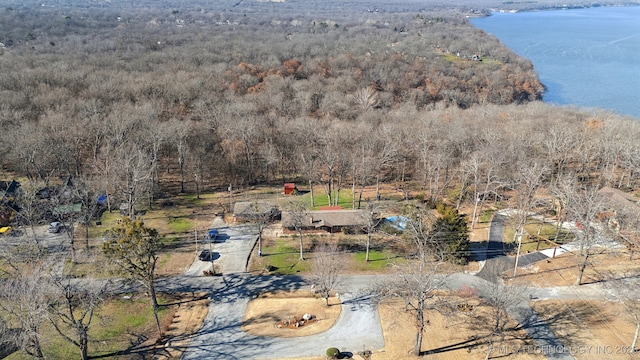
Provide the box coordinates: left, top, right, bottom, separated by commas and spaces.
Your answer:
326, 347, 340, 359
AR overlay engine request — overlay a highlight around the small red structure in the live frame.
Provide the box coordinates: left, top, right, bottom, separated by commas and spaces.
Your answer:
284, 183, 296, 195
319, 206, 342, 211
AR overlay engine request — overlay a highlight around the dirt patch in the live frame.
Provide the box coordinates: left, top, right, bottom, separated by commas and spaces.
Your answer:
139, 293, 210, 359
531, 300, 640, 360
242, 290, 341, 338
372, 298, 542, 360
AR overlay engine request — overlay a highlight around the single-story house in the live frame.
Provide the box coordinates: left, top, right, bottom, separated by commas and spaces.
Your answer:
233, 201, 280, 222
597, 187, 640, 232
281, 209, 368, 233
598, 187, 640, 216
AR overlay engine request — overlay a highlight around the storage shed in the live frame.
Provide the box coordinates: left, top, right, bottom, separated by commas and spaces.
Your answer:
284, 183, 297, 195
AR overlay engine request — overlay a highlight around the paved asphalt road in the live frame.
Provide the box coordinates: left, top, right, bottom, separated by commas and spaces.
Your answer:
184, 224, 258, 276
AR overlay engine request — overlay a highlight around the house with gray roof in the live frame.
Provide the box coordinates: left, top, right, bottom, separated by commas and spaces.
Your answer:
281, 209, 367, 233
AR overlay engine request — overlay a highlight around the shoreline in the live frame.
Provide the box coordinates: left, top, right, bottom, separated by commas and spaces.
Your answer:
467, 2, 640, 17
470, 5, 640, 119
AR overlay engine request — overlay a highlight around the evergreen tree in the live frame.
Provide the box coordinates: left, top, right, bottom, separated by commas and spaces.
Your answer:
433, 203, 470, 264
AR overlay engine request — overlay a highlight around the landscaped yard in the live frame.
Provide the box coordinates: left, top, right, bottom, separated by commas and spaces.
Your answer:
247, 233, 406, 275
242, 290, 341, 338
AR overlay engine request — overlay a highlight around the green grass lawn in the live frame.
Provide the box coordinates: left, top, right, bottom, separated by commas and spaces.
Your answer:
256, 235, 404, 274
5, 295, 172, 360
260, 238, 310, 274
353, 249, 403, 271
304, 190, 355, 209
478, 209, 495, 224
166, 216, 193, 233
504, 219, 575, 254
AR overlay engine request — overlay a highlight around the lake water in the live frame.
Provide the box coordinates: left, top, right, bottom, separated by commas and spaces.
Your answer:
471, 7, 640, 118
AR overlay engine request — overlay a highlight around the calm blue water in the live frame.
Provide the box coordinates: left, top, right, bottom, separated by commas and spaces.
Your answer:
471, 7, 640, 118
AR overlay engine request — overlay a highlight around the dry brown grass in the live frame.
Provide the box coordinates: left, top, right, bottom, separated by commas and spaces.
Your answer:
243, 294, 542, 360
373, 298, 542, 360
510, 251, 640, 287
160, 293, 210, 359
242, 290, 341, 338
531, 300, 640, 360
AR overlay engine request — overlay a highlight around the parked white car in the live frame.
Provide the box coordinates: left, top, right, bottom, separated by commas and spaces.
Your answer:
48, 222, 62, 233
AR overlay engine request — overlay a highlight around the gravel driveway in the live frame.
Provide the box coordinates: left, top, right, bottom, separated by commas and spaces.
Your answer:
181, 274, 384, 360
184, 218, 258, 276
180, 216, 385, 359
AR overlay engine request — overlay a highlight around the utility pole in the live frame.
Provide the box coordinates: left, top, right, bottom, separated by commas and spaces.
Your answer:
209, 236, 214, 274
471, 196, 480, 229
513, 232, 523, 277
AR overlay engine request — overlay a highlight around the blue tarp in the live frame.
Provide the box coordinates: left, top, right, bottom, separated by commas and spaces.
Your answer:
385, 216, 409, 231
97, 195, 108, 205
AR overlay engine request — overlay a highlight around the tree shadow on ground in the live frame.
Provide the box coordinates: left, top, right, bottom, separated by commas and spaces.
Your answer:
96, 274, 309, 359
516, 301, 610, 348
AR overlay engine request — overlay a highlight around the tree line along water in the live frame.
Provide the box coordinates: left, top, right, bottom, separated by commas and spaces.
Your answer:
471, 6, 640, 119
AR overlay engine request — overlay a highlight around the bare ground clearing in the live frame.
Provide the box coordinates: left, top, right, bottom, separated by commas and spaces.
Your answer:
531, 300, 640, 360
264, 296, 542, 360
157, 293, 210, 359
509, 251, 640, 287
242, 290, 341, 337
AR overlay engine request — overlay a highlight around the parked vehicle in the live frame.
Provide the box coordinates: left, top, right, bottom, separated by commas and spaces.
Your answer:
199, 249, 214, 261
48, 222, 62, 233
0, 226, 11, 236
206, 229, 219, 242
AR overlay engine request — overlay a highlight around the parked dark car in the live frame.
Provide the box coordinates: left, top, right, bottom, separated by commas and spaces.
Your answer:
199, 249, 214, 261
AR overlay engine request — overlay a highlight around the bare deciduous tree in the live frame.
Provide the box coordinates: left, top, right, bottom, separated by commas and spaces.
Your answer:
379, 262, 445, 356
361, 201, 382, 262
479, 281, 525, 358
403, 202, 440, 264
308, 242, 343, 306
0, 265, 50, 359
563, 182, 607, 285
604, 277, 640, 352
47, 276, 108, 360
284, 199, 308, 261
113, 144, 151, 218
12, 181, 46, 254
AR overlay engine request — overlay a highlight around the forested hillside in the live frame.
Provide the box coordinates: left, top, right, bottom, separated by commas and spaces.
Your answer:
0, 0, 638, 211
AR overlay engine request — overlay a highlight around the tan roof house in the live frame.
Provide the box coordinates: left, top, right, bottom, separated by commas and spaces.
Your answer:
281, 209, 367, 233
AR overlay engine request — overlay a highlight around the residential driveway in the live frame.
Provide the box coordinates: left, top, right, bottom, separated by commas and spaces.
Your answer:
184, 219, 258, 276
180, 274, 384, 360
